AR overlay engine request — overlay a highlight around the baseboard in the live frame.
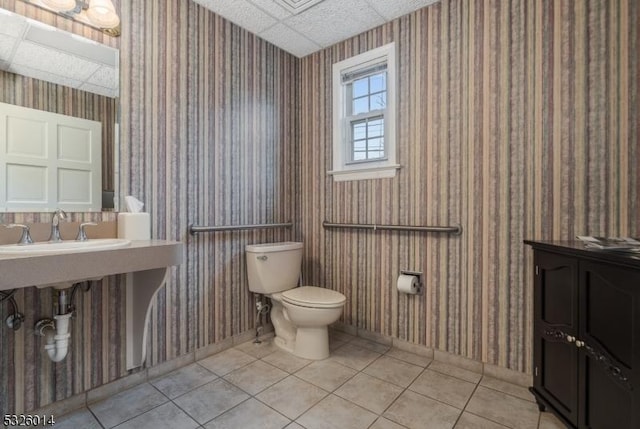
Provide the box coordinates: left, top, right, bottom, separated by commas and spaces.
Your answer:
330, 322, 532, 388
31, 328, 260, 419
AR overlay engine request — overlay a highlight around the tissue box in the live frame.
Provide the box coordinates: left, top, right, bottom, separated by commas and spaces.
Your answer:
117, 213, 151, 240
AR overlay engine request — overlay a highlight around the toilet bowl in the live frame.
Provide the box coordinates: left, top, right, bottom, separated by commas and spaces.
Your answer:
246, 242, 346, 360
281, 286, 345, 359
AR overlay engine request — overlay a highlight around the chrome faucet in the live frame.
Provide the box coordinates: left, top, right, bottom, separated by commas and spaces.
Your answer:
76, 222, 97, 241
48, 209, 67, 242
4, 224, 34, 245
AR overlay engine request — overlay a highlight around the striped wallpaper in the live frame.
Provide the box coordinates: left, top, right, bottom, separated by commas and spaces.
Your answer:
0, 0, 296, 415
118, 0, 297, 365
298, 0, 639, 372
1, 0, 638, 416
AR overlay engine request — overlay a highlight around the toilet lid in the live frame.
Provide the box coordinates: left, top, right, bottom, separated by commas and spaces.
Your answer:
281, 286, 346, 308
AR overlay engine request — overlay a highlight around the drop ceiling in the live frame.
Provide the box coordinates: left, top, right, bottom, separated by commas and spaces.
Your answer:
193, 0, 440, 58
0, 8, 118, 98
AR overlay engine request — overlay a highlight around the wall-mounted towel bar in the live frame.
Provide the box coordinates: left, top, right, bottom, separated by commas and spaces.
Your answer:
322, 221, 462, 235
189, 222, 293, 235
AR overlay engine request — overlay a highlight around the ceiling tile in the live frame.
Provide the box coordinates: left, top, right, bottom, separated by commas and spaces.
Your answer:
259, 23, 321, 57
87, 65, 117, 91
284, 0, 385, 48
249, 0, 293, 20
12, 41, 101, 82
8, 63, 83, 89
365, 0, 439, 21
0, 35, 17, 62
193, 0, 278, 34
0, 10, 27, 38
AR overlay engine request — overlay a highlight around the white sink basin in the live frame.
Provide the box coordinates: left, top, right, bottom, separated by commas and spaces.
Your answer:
0, 238, 131, 255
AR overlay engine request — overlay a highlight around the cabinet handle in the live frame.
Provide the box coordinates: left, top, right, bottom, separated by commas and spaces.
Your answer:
575, 340, 585, 348
566, 335, 575, 343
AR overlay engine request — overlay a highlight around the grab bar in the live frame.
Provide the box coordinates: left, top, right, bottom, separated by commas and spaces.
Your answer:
189, 222, 293, 235
322, 221, 462, 235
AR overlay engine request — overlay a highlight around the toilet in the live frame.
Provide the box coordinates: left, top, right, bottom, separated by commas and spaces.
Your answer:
246, 242, 346, 360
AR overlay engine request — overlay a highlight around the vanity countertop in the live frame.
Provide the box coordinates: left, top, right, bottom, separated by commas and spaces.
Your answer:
0, 240, 183, 290
524, 239, 640, 269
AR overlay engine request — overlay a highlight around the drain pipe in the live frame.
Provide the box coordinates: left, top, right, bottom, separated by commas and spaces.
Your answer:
35, 287, 72, 362
36, 314, 72, 362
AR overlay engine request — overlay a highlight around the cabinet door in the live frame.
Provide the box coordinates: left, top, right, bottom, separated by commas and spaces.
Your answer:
534, 251, 579, 426
578, 261, 640, 429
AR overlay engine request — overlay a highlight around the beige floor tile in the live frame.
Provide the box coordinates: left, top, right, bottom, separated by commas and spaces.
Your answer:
334, 372, 404, 414
113, 402, 199, 429
428, 361, 482, 384
89, 383, 168, 428
465, 386, 539, 429
454, 412, 509, 429
329, 343, 382, 371
350, 337, 391, 354
256, 375, 328, 419
330, 339, 349, 351
150, 363, 217, 399
294, 359, 357, 391
235, 338, 279, 359
369, 417, 407, 429
262, 349, 312, 373
538, 411, 567, 429
385, 348, 432, 367
363, 355, 424, 387
479, 376, 536, 403
54, 408, 102, 429
224, 360, 288, 395
198, 348, 256, 376
285, 423, 305, 429
173, 379, 249, 425
384, 390, 461, 429
329, 330, 356, 343
204, 398, 290, 429
408, 369, 476, 409
297, 394, 378, 429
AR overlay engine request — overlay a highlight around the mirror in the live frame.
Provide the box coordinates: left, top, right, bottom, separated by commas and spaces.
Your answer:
0, 7, 118, 212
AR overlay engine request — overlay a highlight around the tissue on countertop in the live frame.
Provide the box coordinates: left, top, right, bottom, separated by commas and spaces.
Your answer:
124, 195, 144, 213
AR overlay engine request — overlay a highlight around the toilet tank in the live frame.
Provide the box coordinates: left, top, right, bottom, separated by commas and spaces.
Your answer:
246, 242, 303, 294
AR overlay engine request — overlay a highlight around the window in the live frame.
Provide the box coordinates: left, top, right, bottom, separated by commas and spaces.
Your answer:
330, 43, 398, 181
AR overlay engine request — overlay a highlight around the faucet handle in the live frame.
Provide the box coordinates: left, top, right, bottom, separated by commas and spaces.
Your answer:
5, 223, 34, 245
76, 222, 98, 241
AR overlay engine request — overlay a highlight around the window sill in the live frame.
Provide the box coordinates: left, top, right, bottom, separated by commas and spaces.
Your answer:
327, 164, 400, 182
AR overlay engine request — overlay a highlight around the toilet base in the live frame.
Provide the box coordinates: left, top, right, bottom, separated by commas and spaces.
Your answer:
273, 335, 294, 354
293, 326, 329, 360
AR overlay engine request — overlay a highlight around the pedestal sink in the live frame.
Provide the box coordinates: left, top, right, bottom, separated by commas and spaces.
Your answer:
0, 238, 131, 254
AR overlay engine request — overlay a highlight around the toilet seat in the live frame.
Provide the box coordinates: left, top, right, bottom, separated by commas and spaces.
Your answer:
281, 286, 346, 309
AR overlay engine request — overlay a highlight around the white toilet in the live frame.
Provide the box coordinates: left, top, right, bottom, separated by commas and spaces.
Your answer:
246, 241, 346, 360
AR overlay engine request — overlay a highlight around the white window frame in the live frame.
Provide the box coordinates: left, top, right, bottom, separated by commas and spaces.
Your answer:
329, 42, 398, 181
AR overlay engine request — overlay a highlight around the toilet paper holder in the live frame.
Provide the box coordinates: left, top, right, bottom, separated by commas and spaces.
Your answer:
400, 270, 423, 295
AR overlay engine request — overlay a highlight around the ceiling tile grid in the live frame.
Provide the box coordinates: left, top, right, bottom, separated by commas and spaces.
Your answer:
193, 0, 441, 58
258, 22, 321, 58
193, 0, 278, 34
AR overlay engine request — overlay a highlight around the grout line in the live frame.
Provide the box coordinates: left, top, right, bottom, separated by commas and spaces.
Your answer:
461, 410, 512, 429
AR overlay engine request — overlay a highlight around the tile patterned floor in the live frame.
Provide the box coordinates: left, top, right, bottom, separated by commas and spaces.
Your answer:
54, 332, 567, 429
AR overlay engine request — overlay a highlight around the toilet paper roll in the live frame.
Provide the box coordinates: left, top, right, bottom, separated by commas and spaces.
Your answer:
397, 274, 420, 295
117, 213, 151, 240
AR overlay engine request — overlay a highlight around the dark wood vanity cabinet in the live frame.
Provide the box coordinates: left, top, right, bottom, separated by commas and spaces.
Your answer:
526, 241, 640, 429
